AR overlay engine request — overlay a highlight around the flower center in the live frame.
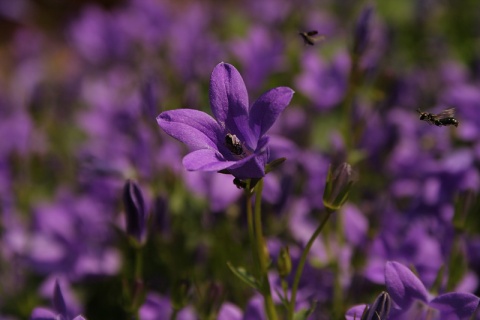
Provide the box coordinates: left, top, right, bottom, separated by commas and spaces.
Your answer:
225, 133, 244, 155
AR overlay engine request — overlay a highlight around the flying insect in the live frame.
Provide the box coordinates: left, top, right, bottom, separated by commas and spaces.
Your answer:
417, 108, 458, 127
299, 30, 325, 46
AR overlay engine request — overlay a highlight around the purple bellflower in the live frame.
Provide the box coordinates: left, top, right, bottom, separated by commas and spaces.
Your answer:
385, 261, 479, 319
347, 261, 480, 319
30, 280, 85, 320
123, 179, 147, 244
157, 62, 294, 179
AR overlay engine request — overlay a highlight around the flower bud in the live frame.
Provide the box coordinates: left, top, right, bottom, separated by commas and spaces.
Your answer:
277, 246, 292, 278
361, 291, 391, 320
323, 162, 354, 211
53, 280, 67, 319
123, 179, 147, 244
352, 4, 374, 57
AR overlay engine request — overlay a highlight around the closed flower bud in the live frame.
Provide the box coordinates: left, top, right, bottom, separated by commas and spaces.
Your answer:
277, 246, 292, 277
352, 4, 374, 57
361, 291, 391, 320
123, 179, 147, 244
323, 162, 354, 211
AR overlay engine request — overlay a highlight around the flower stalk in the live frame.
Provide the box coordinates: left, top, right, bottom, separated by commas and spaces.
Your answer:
252, 178, 278, 320
288, 207, 335, 319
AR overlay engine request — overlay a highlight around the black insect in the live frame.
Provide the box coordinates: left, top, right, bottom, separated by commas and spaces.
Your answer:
225, 133, 243, 155
299, 30, 325, 46
417, 108, 459, 127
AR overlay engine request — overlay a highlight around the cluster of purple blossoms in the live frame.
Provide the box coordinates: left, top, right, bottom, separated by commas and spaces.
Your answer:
0, 0, 478, 319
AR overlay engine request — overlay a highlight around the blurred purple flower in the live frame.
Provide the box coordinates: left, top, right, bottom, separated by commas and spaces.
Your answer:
166, 3, 223, 82
139, 293, 196, 320
295, 51, 349, 111
363, 219, 446, 288
116, 0, 170, 51
352, 4, 374, 57
245, 0, 291, 24
157, 62, 294, 179
123, 180, 147, 244
5, 190, 121, 279
68, 5, 130, 65
442, 84, 480, 142
342, 204, 368, 246
0, 0, 29, 21
231, 26, 285, 92
30, 280, 85, 320
184, 171, 242, 212
217, 295, 266, 320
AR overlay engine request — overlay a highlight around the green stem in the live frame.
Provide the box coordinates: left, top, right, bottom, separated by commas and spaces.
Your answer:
170, 308, 179, 320
288, 208, 334, 319
253, 179, 278, 320
129, 246, 144, 320
134, 246, 143, 280
245, 180, 259, 277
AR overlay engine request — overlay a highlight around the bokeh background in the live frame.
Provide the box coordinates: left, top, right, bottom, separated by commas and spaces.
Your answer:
1, 0, 480, 319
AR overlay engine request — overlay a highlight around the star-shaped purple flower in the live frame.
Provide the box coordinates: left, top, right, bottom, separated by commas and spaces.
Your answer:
385, 261, 479, 319
346, 261, 480, 320
157, 62, 294, 179
30, 280, 86, 320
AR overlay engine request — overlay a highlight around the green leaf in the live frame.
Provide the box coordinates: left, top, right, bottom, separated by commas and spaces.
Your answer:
274, 288, 289, 307
293, 301, 317, 320
431, 264, 445, 295
226, 262, 259, 290
265, 157, 286, 174
447, 241, 468, 291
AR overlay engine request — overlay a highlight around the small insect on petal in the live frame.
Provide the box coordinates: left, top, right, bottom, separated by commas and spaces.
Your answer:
225, 133, 244, 155
299, 30, 325, 46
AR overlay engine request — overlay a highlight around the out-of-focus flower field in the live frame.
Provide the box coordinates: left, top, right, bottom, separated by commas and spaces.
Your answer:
1, 0, 480, 319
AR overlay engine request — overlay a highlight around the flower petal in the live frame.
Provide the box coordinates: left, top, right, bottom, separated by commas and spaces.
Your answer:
30, 307, 57, 320
227, 152, 267, 179
209, 62, 250, 139
183, 149, 237, 172
53, 280, 67, 318
157, 109, 222, 150
385, 261, 430, 310
218, 303, 243, 320
429, 292, 480, 319
249, 87, 294, 139
344, 304, 368, 320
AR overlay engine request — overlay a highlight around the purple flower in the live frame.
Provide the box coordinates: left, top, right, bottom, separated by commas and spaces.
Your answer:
345, 291, 391, 320
123, 180, 147, 244
385, 261, 479, 319
157, 62, 294, 179
217, 295, 266, 320
139, 292, 196, 320
352, 4, 375, 57
30, 280, 85, 320
295, 51, 349, 111
347, 261, 479, 319
230, 26, 285, 92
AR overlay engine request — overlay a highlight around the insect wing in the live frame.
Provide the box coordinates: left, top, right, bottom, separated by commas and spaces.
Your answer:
435, 108, 455, 119
299, 30, 325, 46
299, 32, 314, 45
